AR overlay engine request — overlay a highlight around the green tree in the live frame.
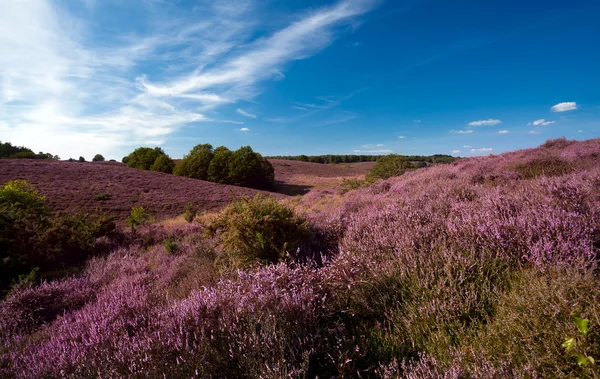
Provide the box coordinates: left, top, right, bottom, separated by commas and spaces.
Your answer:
150, 154, 175, 174
227, 146, 274, 190
208, 146, 233, 184
174, 144, 214, 180
367, 154, 414, 180
92, 154, 105, 162
78, 156, 86, 162
124, 147, 166, 171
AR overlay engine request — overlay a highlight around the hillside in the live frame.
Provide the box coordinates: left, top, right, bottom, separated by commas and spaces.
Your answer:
0, 159, 280, 221
1, 138, 600, 378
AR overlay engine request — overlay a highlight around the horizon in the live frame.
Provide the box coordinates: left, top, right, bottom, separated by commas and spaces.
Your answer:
1, 0, 599, 161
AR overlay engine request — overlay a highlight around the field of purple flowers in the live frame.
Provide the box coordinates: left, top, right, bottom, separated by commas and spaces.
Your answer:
1, 138, 600, 378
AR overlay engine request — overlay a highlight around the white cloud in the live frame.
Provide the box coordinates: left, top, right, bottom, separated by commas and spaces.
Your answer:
451, 149, 461, 154
528, 130, 540, 135
578, 130, 583, 133
361, 144, 384, 148
462, 145, 472, 148
528, 119, 555, 126
498, 130, 509, 134
551, 102, 578, 112
470, 148, 492, 154
452, 129, 473, 134
468, 119, 501, 127
413, 119, 421, 123
240, 127, 250, 132
236, 108, 257, 119
398, 135, 406, 139
0, 0, 377, 159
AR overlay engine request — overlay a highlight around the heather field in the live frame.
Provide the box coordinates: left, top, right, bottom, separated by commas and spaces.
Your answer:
1, 138, 600, 378
0, 159, 280, 222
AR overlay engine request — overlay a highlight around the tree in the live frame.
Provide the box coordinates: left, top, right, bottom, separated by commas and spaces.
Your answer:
174, 144, 214, 180
92, 154, 105, 162
123, 147, 167, 171
227, 146, 275, 190
208, 146, 233, 184
150, 154, 175, 174
78, 156, 86, 162
367, 154, 414, 180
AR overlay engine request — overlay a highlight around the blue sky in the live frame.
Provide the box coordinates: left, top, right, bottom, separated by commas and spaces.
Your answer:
0, 0, 598, 160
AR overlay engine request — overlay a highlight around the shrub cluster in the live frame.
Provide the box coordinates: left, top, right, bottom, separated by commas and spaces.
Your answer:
0, 180, 116, 295
122, 147, 175, 174
175, 144, 275, 190
205, 194, 313, 267
0, 141, 58, 160
367, 154, 415, 180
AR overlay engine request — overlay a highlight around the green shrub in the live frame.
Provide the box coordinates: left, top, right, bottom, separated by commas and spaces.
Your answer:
367, 154, 414, 180
126, 206, 154, 232
0, 181, 116, 294
183, 203, 197, 223
174, 144, 214, 180
340, 178, 372, 193
150, 154, 175, 174
92, 193, 112, 201
208, 146, 233, 184
78, 156, 85, 162
205, 195, 313, 267
227, 146, 275, 190
92, 154, 105, 162
123, 147, 167, 171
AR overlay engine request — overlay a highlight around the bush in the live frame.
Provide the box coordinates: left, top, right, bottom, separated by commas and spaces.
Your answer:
174, 144, 214, 180
92, 193, 112, 201
123, 147, 168, 171
367, 154, 414, 180
205, 195, 313, 267
0, 181, 115, 294
78, 156, 85, 162
227, 146, 275, 190
126, 206, 154, 232
150, 154, 175, 174
92, 154, 105, 162
208, 146, 233, 184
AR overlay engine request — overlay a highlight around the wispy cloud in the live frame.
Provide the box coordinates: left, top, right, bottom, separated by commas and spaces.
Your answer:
452, 129, 473, 134
452, 149, 461, 154
361, 144, 384, 148
0, 0, 377, 159
528, 130, 540, 135
528, 119, 555, 126
551, 102, 578, 112
413, 119, 421, 123
468, 119, 501, 127
240, 127, 250, 132
236, 108, 257, 119
462, 145, 472, 148
398, 135, 406, 139
498, 130, 509, 134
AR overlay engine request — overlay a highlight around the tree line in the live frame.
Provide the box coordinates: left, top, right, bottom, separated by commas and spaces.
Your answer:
0, 141, 58, 160
122, 144, 275, 191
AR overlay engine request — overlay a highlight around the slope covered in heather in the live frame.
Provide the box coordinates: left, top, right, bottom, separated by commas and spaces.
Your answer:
1, 138, 599, 378
0, 159, 281, 222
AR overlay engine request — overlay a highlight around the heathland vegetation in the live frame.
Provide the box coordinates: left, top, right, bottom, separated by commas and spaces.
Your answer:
0, 138, 599, 378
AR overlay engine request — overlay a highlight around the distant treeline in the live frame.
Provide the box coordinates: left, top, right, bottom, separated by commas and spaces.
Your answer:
0, 141, 58, 160
265, 154, 457, 164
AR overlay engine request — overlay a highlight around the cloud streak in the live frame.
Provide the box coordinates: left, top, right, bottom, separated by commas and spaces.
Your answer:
468, 119, 501, 127
0, 0, 377, 159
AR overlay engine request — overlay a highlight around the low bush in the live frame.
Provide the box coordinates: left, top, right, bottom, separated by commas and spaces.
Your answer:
205, 195, 313, 267
126, 206, 154, 233
92, 154, 105, 162
367, 154, 414, 180
92, 193, 112, 201
0, 181, 116, 295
